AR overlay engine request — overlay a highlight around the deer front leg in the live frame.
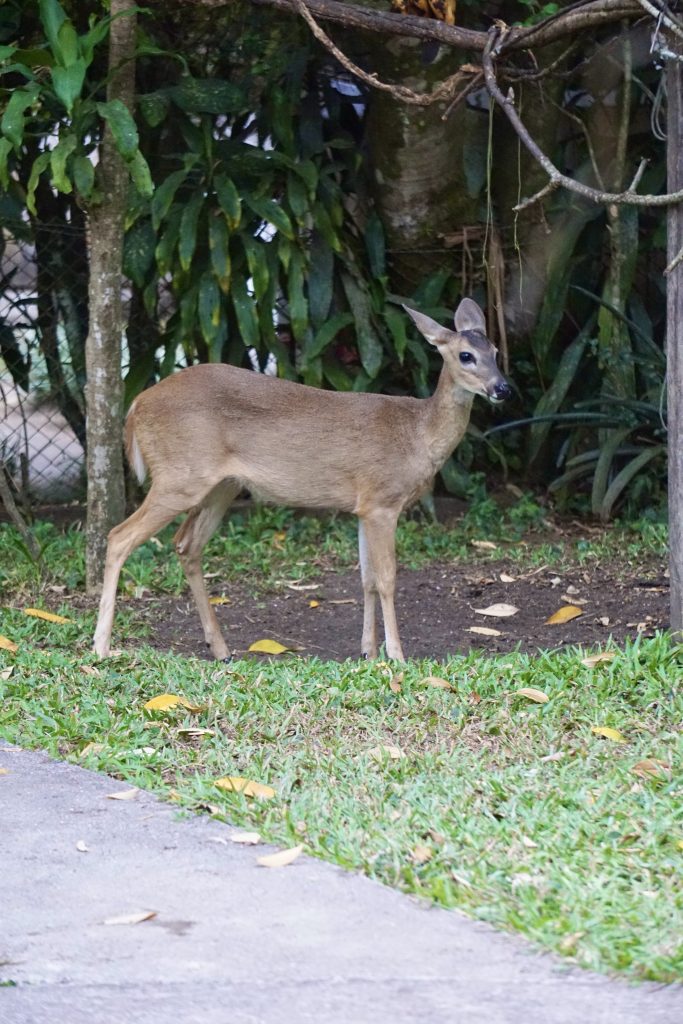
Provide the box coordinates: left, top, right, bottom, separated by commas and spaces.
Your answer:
359, 508, 404, 661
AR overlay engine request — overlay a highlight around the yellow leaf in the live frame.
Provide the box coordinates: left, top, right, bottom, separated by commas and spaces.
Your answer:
389, 671, 404, 693
474, 603, 519, 618
103, 910, 157, 926
209, 596, 231, 605
581, 651, 617, 667
80, 742, 105, 758
545, 605, 583, 625
411, 844, 433, 864
420, 676, 452, 690
0, 635, 18, 653
467, 626, 502, 637
677, 840, 683, 851
106, 788, 139, 801
591, 726, 627, 743
368, 744, 405, 761
248, 639, 289, 655
257, 845, 303, 868
143, 693, 201, 712
215, 776, 276, 800
515, 687, 549, 704
308, 599, 320, 608
24, 608, 71, 624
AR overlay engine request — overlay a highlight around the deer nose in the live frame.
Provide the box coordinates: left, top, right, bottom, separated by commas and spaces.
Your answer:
491, 380, 513, 403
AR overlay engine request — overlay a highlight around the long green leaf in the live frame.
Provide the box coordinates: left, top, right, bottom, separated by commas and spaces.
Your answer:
39, 0, 66, 61
215, 175, 241, 231
341, 272, 383, 379
198, 271, 225, 358
128, 150, 153, 198
590, 427, 632, 516
528, 325, 592, 466
56, 20, 78, 66
49, 134, 77, 193
308, 231, 333, 328
123, 218, 156, 287
303, 313, 354, 366
231, 275, 259, 349
247, 197, 294, 241
288, 248, 308, 343
71, 152, 95, 197
97, 99, 138, 160
26, 151, 51, 215
208, 215, 231, 293
151, 168, 188, 230
178, 192, 203, 271
1, 84, 40, 148
51, 59, 86, 113
600, 447, 664, 521
0, 137, 13, 189
243, 236, 269, 302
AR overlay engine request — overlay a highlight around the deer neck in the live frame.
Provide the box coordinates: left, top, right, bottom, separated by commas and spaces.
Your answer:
423, 366, 474, 470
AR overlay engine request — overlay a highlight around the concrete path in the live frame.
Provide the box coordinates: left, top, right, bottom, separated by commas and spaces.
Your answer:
1, 744, 681, 1024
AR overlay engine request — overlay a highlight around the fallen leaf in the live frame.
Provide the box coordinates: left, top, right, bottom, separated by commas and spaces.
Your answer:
0, 636, 18, 653
229, 831, 261, 845
632, 758, 671, 780
545, 605, 583, 625
23, 608, 71, 624
368, 744, 405, 761
470, 540, 498, 550
106, 788, 139, 801
411, 844, 433, 864
285, 581, 319, 592
76, 840, 89, 853
474, 603, 519, 618
176, 727, 215, 738
499, 573, 515, 583
540, 750, 564, 763
521, 835, 539, 849
257, 845, 303, 868
79, 665, 101, 677
326, 598, 356, 605
308, 599, 320, 608
143, 693, 202, 712
389, 672, 404, 693
103, 910, 157, 926
515, 687, 549, 704
1, 666, 14, 679
598, 616, 610, 626
561, 594, 587, 605
420, 676, 452, 690
467, 626, 502, 637
209, 596, 231, 605
248, 639, 289, 655
581, 651, 617, 668
215, 776, 276, 800
591, 726, 627, 743
80, 742, 105, 757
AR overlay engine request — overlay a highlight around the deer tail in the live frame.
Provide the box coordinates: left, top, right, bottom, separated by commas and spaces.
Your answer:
125, 400, 147, 484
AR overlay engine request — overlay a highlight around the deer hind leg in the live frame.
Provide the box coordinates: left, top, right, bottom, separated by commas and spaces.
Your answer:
358, 519, 378, 659
358, 508, 404, 661
173, 479, 241, 660
93, 486, 183, 657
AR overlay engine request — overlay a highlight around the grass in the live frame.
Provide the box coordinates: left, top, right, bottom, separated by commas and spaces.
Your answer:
0, 500, 680, 982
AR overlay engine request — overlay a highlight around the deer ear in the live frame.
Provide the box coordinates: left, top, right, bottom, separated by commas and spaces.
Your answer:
402, 305, 451, 347
454, 298, 486, 334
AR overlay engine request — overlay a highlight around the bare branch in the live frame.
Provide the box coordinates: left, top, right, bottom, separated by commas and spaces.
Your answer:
482, 28, 683, 209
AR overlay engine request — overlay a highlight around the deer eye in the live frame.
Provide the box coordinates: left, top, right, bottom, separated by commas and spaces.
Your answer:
459, 351, 475, 365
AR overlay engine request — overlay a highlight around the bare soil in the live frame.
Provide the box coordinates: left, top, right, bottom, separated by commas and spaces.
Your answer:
135, 557, 670, 663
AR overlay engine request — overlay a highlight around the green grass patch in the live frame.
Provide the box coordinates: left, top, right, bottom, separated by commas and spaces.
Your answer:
0, 615, 680, 981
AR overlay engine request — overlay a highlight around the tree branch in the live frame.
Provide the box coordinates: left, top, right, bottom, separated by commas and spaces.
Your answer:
481, 27, 683, 209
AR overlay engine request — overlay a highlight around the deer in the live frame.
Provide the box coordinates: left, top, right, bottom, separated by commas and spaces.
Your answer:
92, 298, 511, 662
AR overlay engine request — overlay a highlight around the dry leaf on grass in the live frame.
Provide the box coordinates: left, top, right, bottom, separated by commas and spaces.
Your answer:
515, 687, 549, 704
106, 788, 139, 801
545, 605, 583, 625
420, 676, 452, 690
581, 652, 617, 667
144, 693, 202, 712
389, 672, 404, 693
591, 726, 627, 743
411, 844, 433, 864
229, 831, 261, 845
1, 666, 14, 679
499, 573, 516, 583
23, 608, 71, 624
0, 635, 18, 653
80, 742, 105, 757
285, 581, 319, 592
632, 759, 671, 780
103, 910, 157, 926
368, 744, 405, 761
520, 835, 539, 849
470, 540, 498, 550
248, 639, 289, 655
215, 776, 276, 800
256, 845, 303, 868
176, 727, 215, 738
474, 603, 519, 618
467, 626, 502, 637
209, 596, 231, 605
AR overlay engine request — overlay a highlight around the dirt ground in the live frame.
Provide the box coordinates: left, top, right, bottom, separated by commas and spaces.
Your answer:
135, 555, 670, 663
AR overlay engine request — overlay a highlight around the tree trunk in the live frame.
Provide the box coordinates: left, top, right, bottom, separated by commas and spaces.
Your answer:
85, 0, 137, 593
666, 41, 683, 637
